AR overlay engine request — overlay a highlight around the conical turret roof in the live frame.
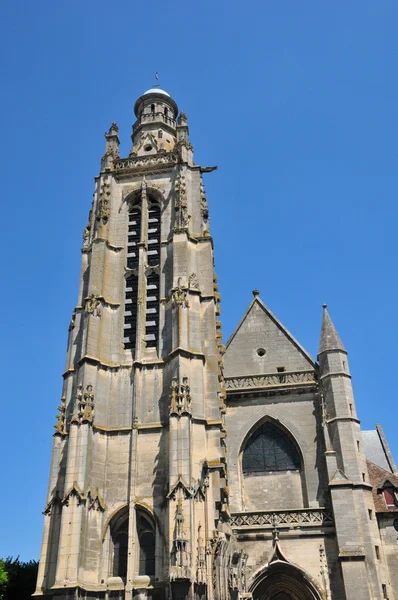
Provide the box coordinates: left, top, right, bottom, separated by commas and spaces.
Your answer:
318, 304, 346, 355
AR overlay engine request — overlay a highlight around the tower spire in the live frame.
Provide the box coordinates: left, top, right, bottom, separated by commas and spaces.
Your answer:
318, 304, 346, 356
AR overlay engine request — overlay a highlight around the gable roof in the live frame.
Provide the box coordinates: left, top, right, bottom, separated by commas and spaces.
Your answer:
224, 295, 316, 377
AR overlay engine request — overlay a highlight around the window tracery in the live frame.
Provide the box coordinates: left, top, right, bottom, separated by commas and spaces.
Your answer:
242, 422, 300, 474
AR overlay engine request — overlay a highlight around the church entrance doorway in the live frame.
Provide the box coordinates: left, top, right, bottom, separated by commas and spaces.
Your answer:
251, 562, 323, 600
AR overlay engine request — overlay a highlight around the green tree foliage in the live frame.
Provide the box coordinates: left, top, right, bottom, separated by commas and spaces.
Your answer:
1, 557, 38, 600
0, 560, 8, 600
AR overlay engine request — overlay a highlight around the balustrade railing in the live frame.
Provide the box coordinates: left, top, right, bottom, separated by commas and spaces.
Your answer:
230, 508, 333, 529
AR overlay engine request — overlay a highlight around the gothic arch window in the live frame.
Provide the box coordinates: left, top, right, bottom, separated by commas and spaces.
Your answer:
242, 421, 301, 474
136, 510, 156, 576
111, 510, 129, 578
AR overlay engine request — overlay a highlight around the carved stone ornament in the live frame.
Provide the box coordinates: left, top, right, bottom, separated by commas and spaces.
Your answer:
200, 179, 209, 219
62, 482, 86, 507
169, 376, 192, 417
43, 491, 60, 516
97, 180, 111, 224
188, 272, 199, 290
172, 279, 189, 308
170, 499, 191, 581
196, 522, 207, 584
71, 383, 95, 426
82, 225, 90, 248
87, 488, 106, 512
54, 396, 67, 437
85, 293, 102, 317
173, 172, 191, 233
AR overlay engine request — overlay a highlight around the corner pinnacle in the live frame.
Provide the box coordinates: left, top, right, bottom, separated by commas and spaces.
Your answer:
318, 304, 346, 355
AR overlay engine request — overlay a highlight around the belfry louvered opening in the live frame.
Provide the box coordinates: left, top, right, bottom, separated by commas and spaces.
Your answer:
124, 195, 161, 352
145, 200, 160, 349
124, 203, 141, 350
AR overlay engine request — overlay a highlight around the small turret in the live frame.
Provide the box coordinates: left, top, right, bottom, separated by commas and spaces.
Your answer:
131, 87, 178, 148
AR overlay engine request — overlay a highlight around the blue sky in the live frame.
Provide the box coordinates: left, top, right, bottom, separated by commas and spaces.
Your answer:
0, 1, 397, 560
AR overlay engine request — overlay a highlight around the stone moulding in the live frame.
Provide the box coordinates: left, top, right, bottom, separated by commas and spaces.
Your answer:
225, 370, 317, 392
230, 508, 333, 530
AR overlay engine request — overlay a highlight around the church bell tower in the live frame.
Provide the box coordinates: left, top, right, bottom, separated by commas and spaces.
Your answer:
34, 87, 247, 600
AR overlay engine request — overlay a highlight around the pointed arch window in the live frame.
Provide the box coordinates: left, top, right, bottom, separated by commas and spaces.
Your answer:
137, 512, 156, 576
145, 200, 160, 349
111, 512, 129, 579
124, 195, 161, 351
242, 422, 301, 474
124, 202, 141, 350
382, 483, 397, 508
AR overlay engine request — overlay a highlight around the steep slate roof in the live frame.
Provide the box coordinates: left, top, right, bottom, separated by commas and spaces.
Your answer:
224, 293, 316, 378
318, 304, 346, 355
362, 425, 397, 473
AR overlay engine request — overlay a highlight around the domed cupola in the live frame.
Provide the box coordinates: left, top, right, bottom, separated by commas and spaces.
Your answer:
131, 87, 179, 150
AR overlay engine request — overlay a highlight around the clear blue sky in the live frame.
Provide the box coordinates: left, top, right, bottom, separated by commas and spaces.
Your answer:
0, 1, 397, 561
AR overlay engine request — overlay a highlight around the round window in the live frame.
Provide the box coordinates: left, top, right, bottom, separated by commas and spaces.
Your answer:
257, 348, 266, 357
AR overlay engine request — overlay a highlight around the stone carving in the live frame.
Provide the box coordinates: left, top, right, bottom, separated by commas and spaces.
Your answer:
200, 179, 209, 219
196, 523, 206, 584
62, 482, 86, 507
172, 280, 189, 308
85, 293, 102, 317
88, 488, 106, 512
81, 384, 94, 424
104, 122, 120, 159
71, 384, 95, 425
188, 272, 199, 290
68, 312, 76, 332
97, 180, 111, 224
43, 491, 60, 516
173, 172, 191, 233
224, 370, 317, 391
170, 499, 191, 580
319, 544, 332, 600
82, 226, 90, 248
54, 396, 67, 436
169, 376, 192, 417
230, 509, 333, 530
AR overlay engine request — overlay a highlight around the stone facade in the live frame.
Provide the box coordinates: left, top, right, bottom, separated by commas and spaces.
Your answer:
34, 88, 398, 600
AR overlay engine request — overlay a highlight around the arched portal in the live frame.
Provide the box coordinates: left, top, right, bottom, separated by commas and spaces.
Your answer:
251, 562, 323, 600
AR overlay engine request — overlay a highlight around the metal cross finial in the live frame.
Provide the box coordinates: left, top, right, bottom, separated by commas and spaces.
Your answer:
154, 71, 160, 88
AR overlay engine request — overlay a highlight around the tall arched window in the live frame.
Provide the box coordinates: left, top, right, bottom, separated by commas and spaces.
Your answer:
111, 512, 129, 578
137, 511, 156, 576
124, 196, 161, 351
145, 201, 160, 349
124, 203, 141, 350
243, 422, 300, 474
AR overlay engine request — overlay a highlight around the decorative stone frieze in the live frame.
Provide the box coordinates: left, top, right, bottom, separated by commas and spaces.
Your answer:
224, 370, 317, 391
230, 509, 333, 530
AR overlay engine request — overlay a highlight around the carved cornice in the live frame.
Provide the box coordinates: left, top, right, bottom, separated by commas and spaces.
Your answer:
225, 370, 318, 395
113, 152, 179, 179
230, 508, 333, 531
